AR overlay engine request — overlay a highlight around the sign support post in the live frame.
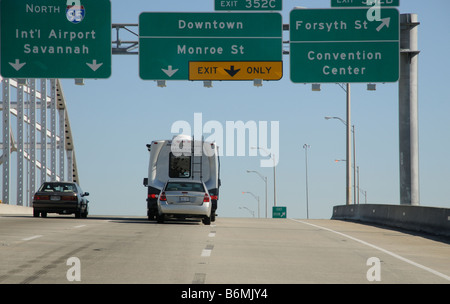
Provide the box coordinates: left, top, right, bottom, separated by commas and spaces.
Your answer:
399, 14, 420, 206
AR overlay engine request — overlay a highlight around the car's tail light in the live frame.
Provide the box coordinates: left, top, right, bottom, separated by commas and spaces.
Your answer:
210, 195, 218, 200
203, 193, 210, 203
159, 192, 167, 201
148, 193, 158, 199
33, 195, 49, 200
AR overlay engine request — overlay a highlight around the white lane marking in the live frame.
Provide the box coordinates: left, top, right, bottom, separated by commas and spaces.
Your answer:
201, 244, 214, 257
208, 232, 216, 238
73, 225, 86, 229
290, 219, 450, 282
201, 249, 212, 257
22, 235, 43, 241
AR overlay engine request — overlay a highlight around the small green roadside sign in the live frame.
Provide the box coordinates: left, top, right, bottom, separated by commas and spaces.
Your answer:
0, 0, 112, 79
273, 206, 287, 218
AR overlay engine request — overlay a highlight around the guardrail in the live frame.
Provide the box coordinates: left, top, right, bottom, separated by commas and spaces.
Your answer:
0, 204, 33, 215
332, 204, 450, 238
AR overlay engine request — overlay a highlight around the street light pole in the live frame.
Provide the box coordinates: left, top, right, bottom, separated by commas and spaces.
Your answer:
303, 144, 310, 219
352, 125, 356, 205
325, 112, 355, 205
252, 146, 277, 208
242, 191, 260, 218
246, 170, 268, 218
346, 83, 352, 205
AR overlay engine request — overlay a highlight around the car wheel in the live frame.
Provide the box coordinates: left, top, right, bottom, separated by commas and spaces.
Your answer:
41, 212, 47, 218
33, 209, 40, 217
202, 215, 211, 225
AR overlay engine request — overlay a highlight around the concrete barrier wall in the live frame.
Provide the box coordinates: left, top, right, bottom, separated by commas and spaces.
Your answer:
332, 204, 450, 238
0, 204, 33, 215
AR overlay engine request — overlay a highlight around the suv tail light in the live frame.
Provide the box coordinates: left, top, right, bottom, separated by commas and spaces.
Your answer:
203, 193, 210, 203
159, 192, 167, 201
148, 193, 158, 199
210, 195, 218, 200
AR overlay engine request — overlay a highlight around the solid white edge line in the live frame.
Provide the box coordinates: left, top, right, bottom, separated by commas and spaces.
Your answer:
289, 219, 450, 282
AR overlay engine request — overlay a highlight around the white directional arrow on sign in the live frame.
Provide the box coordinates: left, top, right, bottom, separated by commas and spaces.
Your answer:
161, 65, 179, 77
376, 17, 391, 32
9, 59, 26, 71
86, 60, 103, 71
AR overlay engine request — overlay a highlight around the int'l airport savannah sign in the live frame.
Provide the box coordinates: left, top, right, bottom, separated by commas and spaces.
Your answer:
0, 0, 112, 79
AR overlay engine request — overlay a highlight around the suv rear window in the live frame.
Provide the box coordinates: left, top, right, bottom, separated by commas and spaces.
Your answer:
165, 182, 205, 192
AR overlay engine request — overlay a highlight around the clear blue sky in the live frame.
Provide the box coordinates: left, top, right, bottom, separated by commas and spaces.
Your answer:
59, 0, 450, 219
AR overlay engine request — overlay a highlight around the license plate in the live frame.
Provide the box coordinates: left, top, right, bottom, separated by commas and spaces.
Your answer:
51, 196, 61, 201
179, 196, 190, 202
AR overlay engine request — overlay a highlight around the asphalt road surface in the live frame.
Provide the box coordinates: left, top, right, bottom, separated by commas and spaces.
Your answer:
0, 215, 449, 284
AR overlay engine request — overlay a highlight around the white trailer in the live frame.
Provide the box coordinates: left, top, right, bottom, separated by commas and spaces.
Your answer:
143, 135, 221, 221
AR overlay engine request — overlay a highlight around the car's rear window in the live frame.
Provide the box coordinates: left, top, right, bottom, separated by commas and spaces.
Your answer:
39, 183, 77, 193
165, 182, 205, 192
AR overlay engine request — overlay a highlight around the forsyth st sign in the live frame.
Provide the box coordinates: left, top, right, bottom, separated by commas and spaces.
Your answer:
290, 8, 399, 83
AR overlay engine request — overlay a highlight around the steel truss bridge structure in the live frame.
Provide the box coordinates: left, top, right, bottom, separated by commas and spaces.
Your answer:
0, 78, 78, 207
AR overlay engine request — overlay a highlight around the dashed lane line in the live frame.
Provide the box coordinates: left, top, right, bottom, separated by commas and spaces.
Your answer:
21, 235, 43, 241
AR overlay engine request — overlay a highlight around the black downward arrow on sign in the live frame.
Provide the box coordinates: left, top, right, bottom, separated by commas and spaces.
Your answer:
224, 65, 241, 77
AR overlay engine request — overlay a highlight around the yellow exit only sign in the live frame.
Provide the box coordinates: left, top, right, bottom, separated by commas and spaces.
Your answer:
189, 61, 282, 81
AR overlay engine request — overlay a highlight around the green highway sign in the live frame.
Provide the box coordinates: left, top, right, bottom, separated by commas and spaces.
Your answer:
331, 0, 399, 7
0, 0, 111, 79
139, 12, 282, 80
215, 0, 282, 11
290, 8, 399, 83
272, 206, 287, 218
